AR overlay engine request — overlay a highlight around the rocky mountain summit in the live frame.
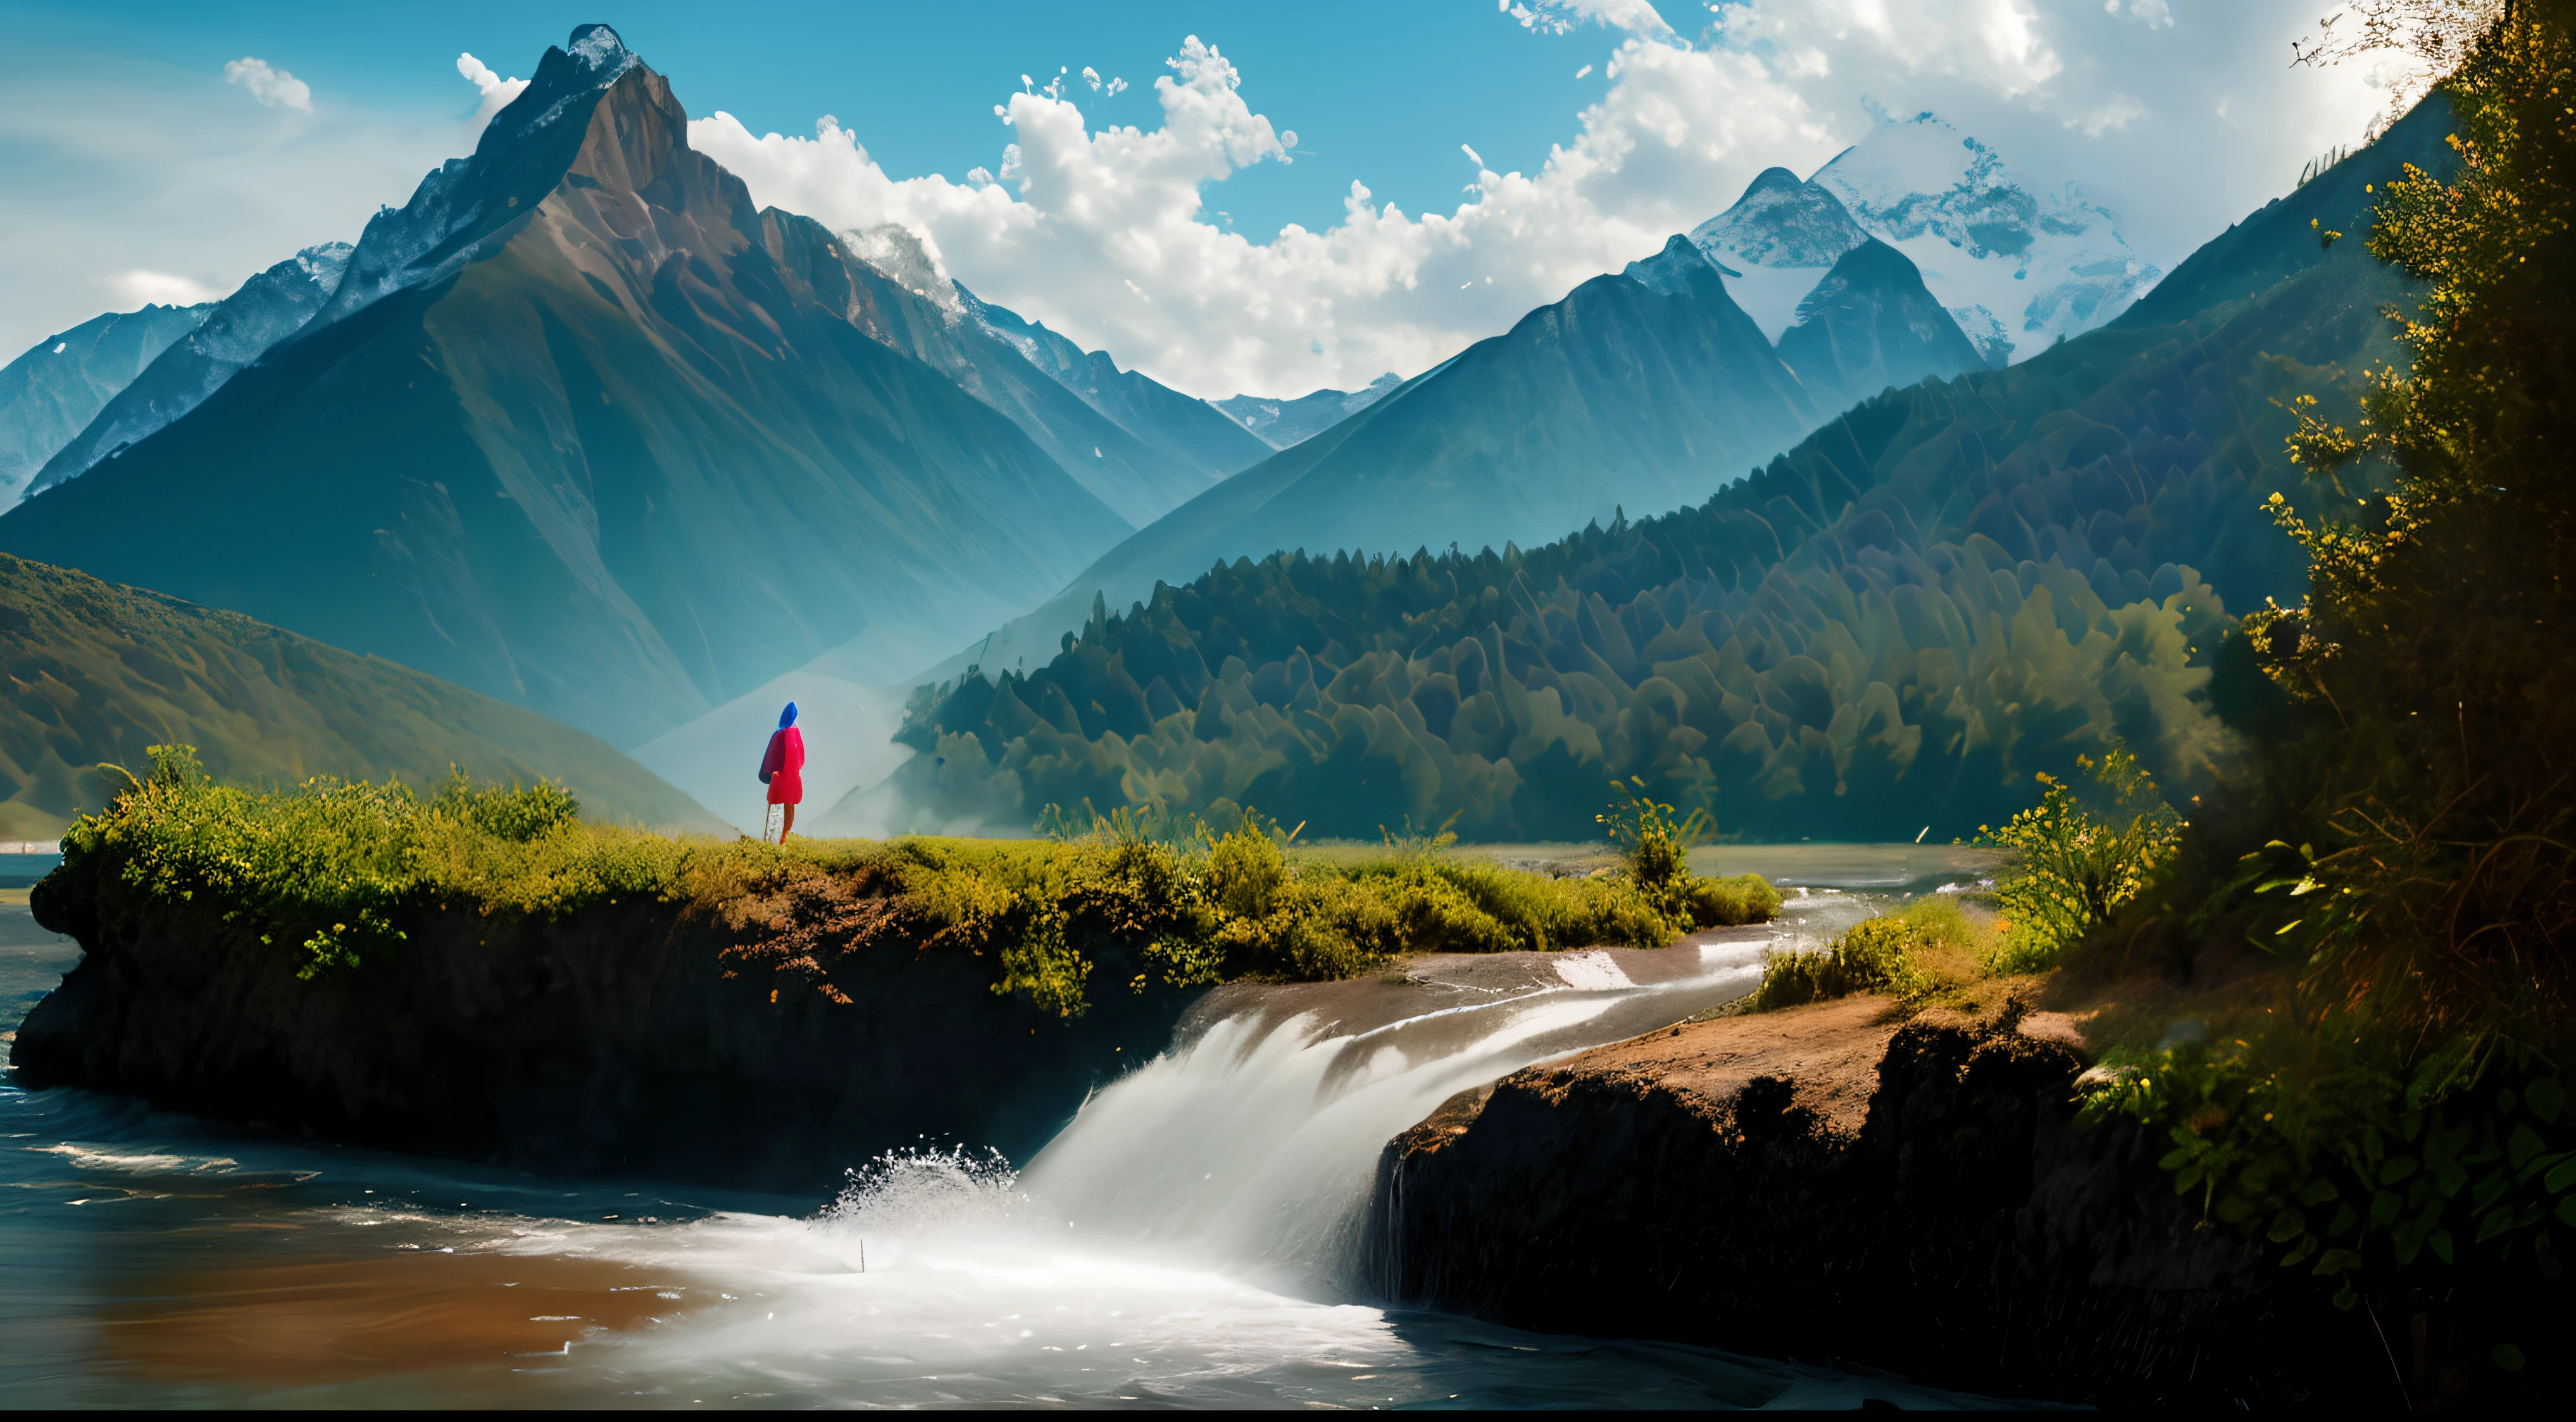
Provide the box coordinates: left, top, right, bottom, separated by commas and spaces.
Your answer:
1814, 113, 2161, 364
1691, 116, 2160, 366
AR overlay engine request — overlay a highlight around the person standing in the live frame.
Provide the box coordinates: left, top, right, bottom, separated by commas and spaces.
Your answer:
759, 701, 806, 842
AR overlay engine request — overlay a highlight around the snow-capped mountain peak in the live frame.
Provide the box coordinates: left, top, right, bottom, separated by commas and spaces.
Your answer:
1812, 112, 2159, 363
313, 25, 646, 329
844, 223, 965, 319
1687, 169, 1867, 342
1690, 167, 1869, 271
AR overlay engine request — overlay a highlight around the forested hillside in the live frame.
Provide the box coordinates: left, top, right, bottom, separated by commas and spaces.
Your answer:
0, 554, 718, 837
880, 105, 2446, 840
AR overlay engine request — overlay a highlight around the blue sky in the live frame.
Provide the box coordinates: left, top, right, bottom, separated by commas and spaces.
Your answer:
3, 0, 1615, 247
1, 2, 2401, 395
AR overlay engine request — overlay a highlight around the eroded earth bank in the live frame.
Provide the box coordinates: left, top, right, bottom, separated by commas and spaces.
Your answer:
1363, 995, 2424, 1407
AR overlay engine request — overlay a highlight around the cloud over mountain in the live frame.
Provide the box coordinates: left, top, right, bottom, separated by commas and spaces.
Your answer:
690, 1, 2395, 400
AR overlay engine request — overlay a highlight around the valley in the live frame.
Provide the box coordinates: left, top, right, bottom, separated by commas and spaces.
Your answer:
5, 6, 2569, 1411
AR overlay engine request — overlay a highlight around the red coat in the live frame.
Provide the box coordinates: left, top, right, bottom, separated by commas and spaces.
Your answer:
759, 726, 806, 805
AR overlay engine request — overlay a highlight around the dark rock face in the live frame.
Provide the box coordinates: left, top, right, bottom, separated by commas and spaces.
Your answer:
1365, 1020, 2395, 1405
1776, 239, 1989, 408
11, 864, 1191, 1194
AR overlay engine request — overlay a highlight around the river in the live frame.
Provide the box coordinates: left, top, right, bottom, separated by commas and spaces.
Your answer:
0, 845, 2025, 1408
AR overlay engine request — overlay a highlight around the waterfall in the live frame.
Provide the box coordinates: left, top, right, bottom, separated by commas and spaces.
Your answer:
1016, 938, 1771, 1292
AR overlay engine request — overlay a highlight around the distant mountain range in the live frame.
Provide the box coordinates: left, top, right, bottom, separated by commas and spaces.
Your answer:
0, 26, 2361, 849
925, 225, 1982, 690
1213, 376, 1403, 449
0, 26, 1142, 749
0, 303, 211, 511
1692, 120, 2160, 369
28, 244, 353, 500
873, 96, 2456, 840
0, 552, 716, 839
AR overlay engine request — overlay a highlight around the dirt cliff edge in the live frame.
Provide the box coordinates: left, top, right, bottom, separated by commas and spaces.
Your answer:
11, 862, 1193, 1193
1363, 999, 2394, 1405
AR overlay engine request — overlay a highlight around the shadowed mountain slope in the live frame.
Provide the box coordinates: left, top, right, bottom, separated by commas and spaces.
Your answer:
1775, 239, 1984, 416
0, 303, 211, 510
0, 27, 1127, 749
2113, 92, 2455, 330
0, 552, 718, 838
922, 234, 1833, 685
790, 227, 1262, 528
929, 234, 1985, 689
876, 114, 2442, 840
30, 246, 351, 497
960, 285, 1271, 506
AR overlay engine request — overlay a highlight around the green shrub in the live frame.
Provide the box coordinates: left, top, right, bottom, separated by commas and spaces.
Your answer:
2083, 1037, 2575, 1331
1975, 745, 2184, 971
1751, 914, 1930, 1011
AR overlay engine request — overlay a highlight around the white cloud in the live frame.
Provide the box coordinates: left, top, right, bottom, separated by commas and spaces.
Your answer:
108, 270, 224, 306
694, 32, 1829, 398
456, 53, 528, 123
223, 56, 311, 111
1504, 0, 1680, 43
692, 3, 2385, 401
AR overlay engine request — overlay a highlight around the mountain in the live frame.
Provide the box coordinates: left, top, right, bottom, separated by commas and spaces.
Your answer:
0, 303, 211, 511
929, 234, 1829, 686
1774, 239, 1987, 415
956, 282, 1272, 502
29, 245, 352, 495
930, 232, 1989, 689
0, 25, 1129, 749
1214, 375, 1404, 449
1689, 166, 1871, 341
876, 98, 2452, 840
792, 224, 1262, 528
2111, 92, 2454, 330
0, 552, 718, 839
1813, 113, 2160, 365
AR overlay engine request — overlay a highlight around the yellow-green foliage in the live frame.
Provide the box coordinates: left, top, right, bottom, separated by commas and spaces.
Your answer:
61, 747, 1777, 1014
67, 745, 806, 978
1976, 745, 2184, 971
1752, 915, 1925, 1010
1749, 894, 2004, 1011
2247, 1, 2576, 1059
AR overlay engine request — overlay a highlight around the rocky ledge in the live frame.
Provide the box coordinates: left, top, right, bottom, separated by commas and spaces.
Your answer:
11, 866, 1194, 1193
1363, 997, 2399, 1406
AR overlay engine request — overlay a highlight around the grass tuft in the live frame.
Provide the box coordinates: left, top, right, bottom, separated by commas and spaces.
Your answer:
1747, 895, 2006, 1012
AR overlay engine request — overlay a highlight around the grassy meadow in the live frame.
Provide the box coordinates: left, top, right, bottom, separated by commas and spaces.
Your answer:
49, 746, 1777, 1018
